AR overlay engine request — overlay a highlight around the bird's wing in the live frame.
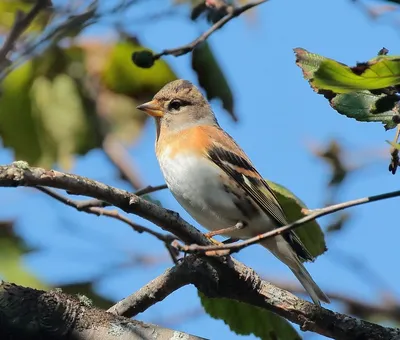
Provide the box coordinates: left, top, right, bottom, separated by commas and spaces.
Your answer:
203, 125, 314, 262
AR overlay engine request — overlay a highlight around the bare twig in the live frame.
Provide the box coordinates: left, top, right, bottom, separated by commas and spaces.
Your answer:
134, 184, 168, 196
108, 261, 192, 317
102, 134, 144, 189
175, 189, 400, 254
153, 0, 268, 59
0, 0, 51, 69
36, 186, 178, 260
1, 162, 399, 339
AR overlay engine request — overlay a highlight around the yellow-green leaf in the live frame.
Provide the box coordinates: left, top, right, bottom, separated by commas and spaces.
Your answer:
294, 48, 400, 130
199, 292, 301, 340
31, 74, 94, 169
295, 48, 400, 93
0, 46, 99, 168
267, 181, 327, 258
0, 0, 53, 34
0, 61, 44, 165
102, 40, 176, 98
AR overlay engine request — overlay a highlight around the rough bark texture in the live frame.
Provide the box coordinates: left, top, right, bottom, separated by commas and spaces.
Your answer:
0, 281, 205, 340
1, 162, 399, 340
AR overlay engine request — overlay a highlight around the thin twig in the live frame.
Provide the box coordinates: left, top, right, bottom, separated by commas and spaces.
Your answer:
135, 184, 168, 196
153, 0, 268, 59
0, 0, 51, 69
36, 186, 178, 261
175, 189, 400, 254
102, 134, 144, 190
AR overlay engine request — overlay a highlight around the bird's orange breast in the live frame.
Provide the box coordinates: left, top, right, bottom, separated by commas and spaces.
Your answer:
156, 125, 213, 159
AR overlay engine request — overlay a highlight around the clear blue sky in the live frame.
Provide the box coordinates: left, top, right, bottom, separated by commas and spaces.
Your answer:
1, 0, 400, 339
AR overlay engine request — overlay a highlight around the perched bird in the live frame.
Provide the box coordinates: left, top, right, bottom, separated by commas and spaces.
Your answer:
137, 79, 329, 305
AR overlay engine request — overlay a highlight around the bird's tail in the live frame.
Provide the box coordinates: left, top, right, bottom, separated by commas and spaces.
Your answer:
261, 237, 330, 305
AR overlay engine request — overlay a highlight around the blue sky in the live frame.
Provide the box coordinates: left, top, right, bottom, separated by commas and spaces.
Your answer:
1, 0, 400, 339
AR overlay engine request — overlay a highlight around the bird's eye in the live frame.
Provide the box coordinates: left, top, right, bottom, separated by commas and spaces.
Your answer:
168, 99, 182, 111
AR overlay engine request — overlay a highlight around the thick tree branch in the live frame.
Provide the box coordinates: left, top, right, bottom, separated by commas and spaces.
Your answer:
108, 255, 400, 340
0, 0, 51, 70
267, 278, 400, 324
1, 162, 399, 339
0, 162, 207, 245
0, 280, 206, 340
153, 0, 268, 59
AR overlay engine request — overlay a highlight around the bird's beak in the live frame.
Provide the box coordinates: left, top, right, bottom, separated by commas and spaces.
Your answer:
136, 100, 164, 117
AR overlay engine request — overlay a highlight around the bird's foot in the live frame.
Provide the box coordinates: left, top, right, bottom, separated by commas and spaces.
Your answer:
203, 233, 225, 246
204, 221, 246, 239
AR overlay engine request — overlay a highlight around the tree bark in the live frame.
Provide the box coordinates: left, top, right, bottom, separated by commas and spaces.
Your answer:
0, 281, 206, 340
1, 162, 399, 340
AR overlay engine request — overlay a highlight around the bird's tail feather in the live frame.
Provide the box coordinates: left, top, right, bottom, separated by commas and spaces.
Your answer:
290, 258, 330, 305
261, 238, 329, 305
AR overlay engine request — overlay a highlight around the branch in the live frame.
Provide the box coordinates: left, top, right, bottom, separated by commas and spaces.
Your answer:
108, 261, 193, 317
1, 162, 399, 339
175, 189, 400, 254
0, 162, 208, 245
108, 255, 400, 340
36, 186, 179, 263
36, 186, 174, 244
152, 0, 268, 59
0, 280, 206, 340
134, 184, 168, 196
0, 0, 51, 70
266, 278, 400, 323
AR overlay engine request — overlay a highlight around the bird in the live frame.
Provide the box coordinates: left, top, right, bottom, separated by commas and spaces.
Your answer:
137, 79, 329, 305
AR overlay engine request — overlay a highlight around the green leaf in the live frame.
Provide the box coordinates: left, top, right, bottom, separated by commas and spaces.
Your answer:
0, 46, 99, 168
30, 74, 96, 169
267, 181, 327, 258
0, 61, 44, 165
0, 0, 53, 33
199, 292, 301, 340
330, 91, 399, 130
99, 39, 177, 143
102, 40, 176, 98
192, 41, 237, 121
295, 48, 400, 93
294, 48, 400, 130
0, 221, 49, 290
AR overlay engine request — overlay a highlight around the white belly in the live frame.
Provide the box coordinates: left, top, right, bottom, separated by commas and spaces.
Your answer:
158, 152, 275, 237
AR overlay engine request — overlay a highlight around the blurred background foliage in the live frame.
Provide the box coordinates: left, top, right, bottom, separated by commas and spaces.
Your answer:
1, 0, 400, 339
